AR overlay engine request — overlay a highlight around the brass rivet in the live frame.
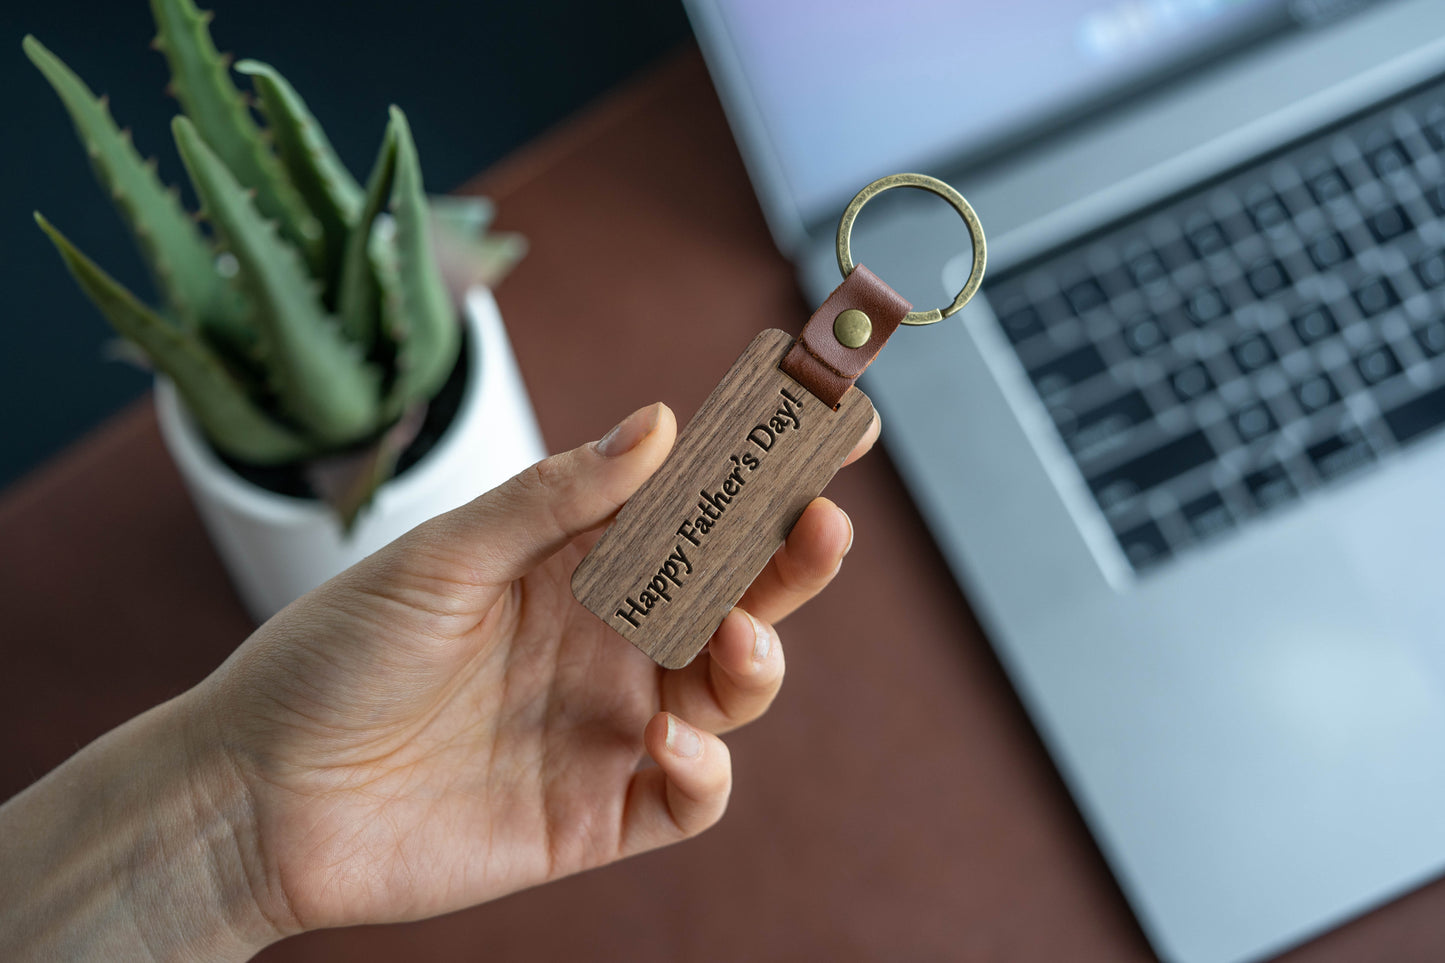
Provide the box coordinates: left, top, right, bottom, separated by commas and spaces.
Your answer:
833, 308, 872, 348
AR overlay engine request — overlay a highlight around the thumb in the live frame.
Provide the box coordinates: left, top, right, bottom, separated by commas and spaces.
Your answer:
406, 402, 676, 588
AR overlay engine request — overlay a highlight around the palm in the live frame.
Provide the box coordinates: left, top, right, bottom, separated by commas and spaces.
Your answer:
216, 537, 668, 930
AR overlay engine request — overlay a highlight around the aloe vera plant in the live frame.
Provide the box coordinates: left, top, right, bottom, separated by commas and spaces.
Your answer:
25, 0, 524, 528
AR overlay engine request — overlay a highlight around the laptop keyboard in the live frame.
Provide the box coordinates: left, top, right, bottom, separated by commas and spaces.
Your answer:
984, 75, 1445, 573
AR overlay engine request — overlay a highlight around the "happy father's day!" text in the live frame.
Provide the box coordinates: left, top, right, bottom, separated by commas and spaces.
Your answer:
613, 386, 808, 629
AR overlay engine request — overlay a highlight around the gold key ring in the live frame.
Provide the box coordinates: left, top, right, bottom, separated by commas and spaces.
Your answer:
836, 173, 988, 325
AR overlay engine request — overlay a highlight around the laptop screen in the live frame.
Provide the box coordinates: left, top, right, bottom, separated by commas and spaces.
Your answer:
712, 0, 1302, 225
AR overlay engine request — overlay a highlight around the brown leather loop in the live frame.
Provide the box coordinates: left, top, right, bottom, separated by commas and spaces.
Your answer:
779, 264, 913, 407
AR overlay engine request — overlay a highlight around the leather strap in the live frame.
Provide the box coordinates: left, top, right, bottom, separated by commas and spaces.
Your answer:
779, 264, 913, 408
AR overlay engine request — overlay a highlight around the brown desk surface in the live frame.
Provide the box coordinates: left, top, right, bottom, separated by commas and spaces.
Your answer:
3, 48, 1444, 963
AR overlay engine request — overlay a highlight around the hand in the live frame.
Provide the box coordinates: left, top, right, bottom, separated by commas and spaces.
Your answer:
191, 401, 879, 944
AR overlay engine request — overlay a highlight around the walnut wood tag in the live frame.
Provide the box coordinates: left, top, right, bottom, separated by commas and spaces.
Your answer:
571, 328, 876, 668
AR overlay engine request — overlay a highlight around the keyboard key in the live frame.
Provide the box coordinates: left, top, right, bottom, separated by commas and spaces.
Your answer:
1116, 519, 1170, 569
1124, 246, 1168, 286
1222, 210, 1259, 243
1355, 344, 1401, 385
1416, 320, 1445, 357
1158, 236, 1196, 271
1366, 204, 1413, 242
1306, 166, 1350, 204
1246, 260, 1291, 298
1383, 382, 1445, 444
1034, 293, 1076, 326
1367, 139, 1410, 176
1247, 188, 1290, 229
1185, 286, 1227, 325
1186, 215, 1229, 257
1062, 390, 1153, 453
1415, 251, 1445, 289
1232, 334, 1277, 372
1122, 314, 1166, 354
1293, 373, 1340, 413
1028, 344, 1108, 398
1307, 427, 1375, 480
1087, 429, 1215, 505
1420, 101, 1445, 149
1065, 277, 1108, 314
1306, 232, 1352, 270
1245, 461, 1297, 510
1096, 265, 1134, 298
996, 304, 1046, 343
1354, 276, 1399, 317
1427, 183, 1445, 217
1169, 362, 1215, 403
1231, 402, 1276, 442
1292, 304, 1338, 344
1182, 491, 1235, 541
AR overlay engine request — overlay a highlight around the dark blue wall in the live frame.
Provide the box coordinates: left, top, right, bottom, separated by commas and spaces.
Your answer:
2, 0, 691, 488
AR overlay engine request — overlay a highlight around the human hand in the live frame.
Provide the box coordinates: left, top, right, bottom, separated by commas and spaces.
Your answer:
187, 400, 878, 945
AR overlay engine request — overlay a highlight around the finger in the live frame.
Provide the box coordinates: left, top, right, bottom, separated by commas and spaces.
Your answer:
735, 497, 853, 625
405, 402, 677, 587
841, 411, 881, 467
619, 713, 732, 858
660, 608, 784, 734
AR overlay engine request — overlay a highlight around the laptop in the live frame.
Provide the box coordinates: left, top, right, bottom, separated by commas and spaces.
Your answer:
683, 2, 1445, 961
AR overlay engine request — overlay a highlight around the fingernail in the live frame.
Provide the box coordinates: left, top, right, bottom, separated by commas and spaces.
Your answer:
840, 508, 854, 557
596, 404, 660, 457
665, 715, 702, 758
746, 610, 772, 663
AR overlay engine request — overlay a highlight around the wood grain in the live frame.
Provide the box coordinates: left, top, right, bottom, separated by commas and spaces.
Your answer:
571, 328, 875, 668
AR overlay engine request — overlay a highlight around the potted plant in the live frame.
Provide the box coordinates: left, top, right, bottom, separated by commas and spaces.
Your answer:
25, 0, 546, 623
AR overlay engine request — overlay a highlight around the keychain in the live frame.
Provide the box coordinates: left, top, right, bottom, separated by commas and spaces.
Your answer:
571, 173, 987, 668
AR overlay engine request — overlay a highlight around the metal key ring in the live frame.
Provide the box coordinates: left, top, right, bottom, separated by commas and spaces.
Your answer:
836, 173, 988, 325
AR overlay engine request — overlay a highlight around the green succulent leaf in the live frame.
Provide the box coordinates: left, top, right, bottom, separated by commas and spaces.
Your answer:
432, 223, 528, 294
469, 232, 528, 286
236, 59, 362, 295
337, 121, 399, 351
148, 0, 319, 263
21, 35, 251, 347
370, 227, 407, 423
428, 194, 495, 240
429, 192, 526, 296
36, 212, 311, 464
173, 116, 380, 446
385, 106, 460, 411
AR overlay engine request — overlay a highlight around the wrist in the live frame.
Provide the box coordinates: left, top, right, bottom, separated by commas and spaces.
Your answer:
178, 679, 302, 946
0, 688, 289, 960
164, 683, 299, 954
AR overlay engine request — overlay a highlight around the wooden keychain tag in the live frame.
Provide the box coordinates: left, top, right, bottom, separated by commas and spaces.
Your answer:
572, 174, 987, 668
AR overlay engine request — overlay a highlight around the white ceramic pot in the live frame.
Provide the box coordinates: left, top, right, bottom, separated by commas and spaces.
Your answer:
156, 287, 547, 624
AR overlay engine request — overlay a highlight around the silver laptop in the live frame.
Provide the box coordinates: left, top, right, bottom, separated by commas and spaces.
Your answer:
684, 2, 1445, 960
